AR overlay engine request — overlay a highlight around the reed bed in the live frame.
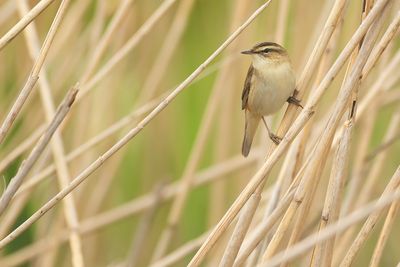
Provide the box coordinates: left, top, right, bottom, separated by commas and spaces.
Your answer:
0, 0, 399, 266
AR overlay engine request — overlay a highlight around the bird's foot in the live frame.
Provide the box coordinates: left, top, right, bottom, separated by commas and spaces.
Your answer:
269, 133, 282, 145
287, 96, 303, 109
287, 89, 303, 108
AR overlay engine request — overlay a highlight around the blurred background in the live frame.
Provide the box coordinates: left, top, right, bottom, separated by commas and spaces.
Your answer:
0, 0, 399, 266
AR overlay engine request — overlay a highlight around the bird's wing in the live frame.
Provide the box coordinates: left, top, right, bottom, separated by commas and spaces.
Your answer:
241, 64, 254, 110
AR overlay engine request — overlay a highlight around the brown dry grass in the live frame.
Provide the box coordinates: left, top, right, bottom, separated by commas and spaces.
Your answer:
0, 0, 399, 266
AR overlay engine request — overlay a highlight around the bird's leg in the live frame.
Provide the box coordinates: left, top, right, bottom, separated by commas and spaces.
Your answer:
287, 89, 303, 108
262, 117, 282, 145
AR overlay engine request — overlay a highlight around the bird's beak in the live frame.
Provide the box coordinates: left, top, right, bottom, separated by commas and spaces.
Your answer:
241, 49, 255, 55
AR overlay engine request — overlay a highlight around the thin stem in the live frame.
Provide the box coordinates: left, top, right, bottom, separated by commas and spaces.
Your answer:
0, 87, 78, 215
0, 0, 57, 50
0, 0, 71, 144
189, 0, 388, 265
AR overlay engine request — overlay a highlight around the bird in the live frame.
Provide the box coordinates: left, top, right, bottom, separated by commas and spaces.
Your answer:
241, 42, 300, 157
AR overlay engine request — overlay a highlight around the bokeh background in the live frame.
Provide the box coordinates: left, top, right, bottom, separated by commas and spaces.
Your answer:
0, 0, 399, 266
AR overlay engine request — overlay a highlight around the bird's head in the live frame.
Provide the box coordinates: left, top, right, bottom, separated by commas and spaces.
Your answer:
241, 42, 290, 65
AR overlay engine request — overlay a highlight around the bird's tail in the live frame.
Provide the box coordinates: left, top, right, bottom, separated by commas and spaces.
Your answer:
242, 111, 260, 157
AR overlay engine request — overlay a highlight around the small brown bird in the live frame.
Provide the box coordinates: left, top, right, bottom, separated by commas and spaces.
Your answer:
241, 42, 300, 157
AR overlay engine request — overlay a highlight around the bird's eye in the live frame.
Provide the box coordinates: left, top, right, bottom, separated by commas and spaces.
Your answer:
262, 48, 270, 53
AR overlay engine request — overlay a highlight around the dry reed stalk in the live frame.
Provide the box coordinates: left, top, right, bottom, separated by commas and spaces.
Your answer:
14, 93, 164, 196
0, 0, 57, 50
208, 79, 236, 264
0, 125, 45, 174
261, 142, 332, 261
208, 0, 252, 264
150, 65, 228, 261
80, 0, 135, 83
137, 0, 196, 103
335, 109, 400, 259
33, 209, 64, 267
335, 50, 400, 217
207, 1, 257, 266
247, 137, 300, 266
12, 52, 240, 197
77, 1, 184, 173
78, 151, 125, 262
220, 194, 260, 267
0, 149, 52, 239
246, 153, 293, 266
288, 6, 400, 266
15, 56, 244, 209
341, 106, 377, 215
319, 7, 400, 152
188, 1, 389, 265
126, 183, 165, 267
233, 189, 296, 267
0, 191, 30, 239
0, 87, 78, 215
77, 0, 178, 101
0, 49, 238, 182
69, 149, 255, 229
0, 152, 262, 266
258, 169, 400, 267
309, 1, 375, 262
0, 76, 39, 145
310, 119, 353, 266
62, 1, 177, 163
16, 1, 85, 265
2, 0, 396, 266
11, 154, 53, 267
150, 231, 210, 267
82, 152, 125, 216
47, 0, 91, 58
362, 9, 400, 75
93, 2, 199, 257
268, 5, 388, 264
263, 5, 378, 261
0, 0, 71, 145
279, 20, 348, 267
369, 194, 400, 267
334, 108, 398, 266
330, 37, 400, 164
261, 6, 384, 261
285, 2, 343, 193
351, 57, 400, 208
281, 154, 327, 264
326, 8, 400, 150
335, 61, 397, 249
357, 49, 400, 122
250, 14, 343, 265
298, 0, 338, 68
225, 1, 292, 265
144, 0, 274, 261
11, 54, 249, 200
1, 153, 52, 266
221, 0, 348, 263
68, 1, 116, 158
253, 0, 290, 168
339, 164, 400, 267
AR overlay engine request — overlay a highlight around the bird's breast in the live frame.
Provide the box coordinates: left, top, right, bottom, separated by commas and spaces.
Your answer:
248, 62, 296, 116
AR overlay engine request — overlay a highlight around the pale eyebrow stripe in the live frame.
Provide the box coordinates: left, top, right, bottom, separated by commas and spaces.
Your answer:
255, 46, 284, 52
253, 41, 281, 49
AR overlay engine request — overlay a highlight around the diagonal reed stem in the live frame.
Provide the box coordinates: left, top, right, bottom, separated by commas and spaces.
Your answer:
0, 0, 273, 249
